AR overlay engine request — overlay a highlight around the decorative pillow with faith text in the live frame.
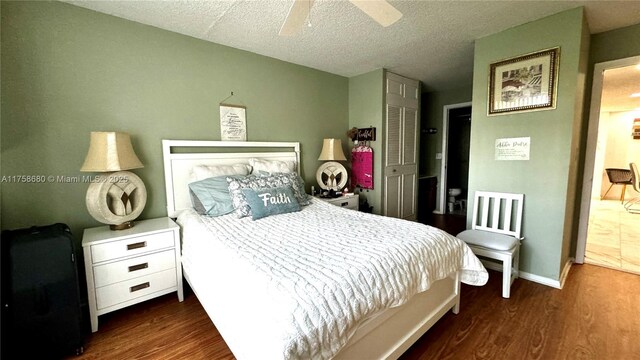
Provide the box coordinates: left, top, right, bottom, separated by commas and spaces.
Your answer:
241, 186, 301, 220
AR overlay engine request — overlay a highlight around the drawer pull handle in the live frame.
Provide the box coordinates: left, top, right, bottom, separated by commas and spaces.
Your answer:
128, 263, 149, 272
130, 282, 150, 293
127, 241, 147, 250
341, 202, 348, 206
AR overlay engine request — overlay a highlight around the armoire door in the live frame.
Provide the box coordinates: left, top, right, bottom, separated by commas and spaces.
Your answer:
384, 72, 419, 220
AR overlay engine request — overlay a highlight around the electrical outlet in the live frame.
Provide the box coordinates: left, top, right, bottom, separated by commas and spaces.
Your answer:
435, 153, 442, 160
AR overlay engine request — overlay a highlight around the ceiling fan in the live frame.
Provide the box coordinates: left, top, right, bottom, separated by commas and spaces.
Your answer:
280, 0, 403, 36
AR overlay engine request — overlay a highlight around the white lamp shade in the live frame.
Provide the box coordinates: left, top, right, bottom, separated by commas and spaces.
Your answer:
81, 132, 143, 172
318, 138, 347, 161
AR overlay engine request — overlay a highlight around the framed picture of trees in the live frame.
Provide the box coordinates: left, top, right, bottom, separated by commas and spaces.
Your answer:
488, 47, 560, 115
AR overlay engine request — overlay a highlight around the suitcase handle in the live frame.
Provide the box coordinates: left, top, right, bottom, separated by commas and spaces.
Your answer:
126, 241, 146, 251
128, 263, 149, 272
130, 282, 150, 293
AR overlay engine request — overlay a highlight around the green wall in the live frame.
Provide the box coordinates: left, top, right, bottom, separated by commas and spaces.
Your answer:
469, 8, 589, 280
1, 1, 348, 238
590, 23, 640, 64
348, 69, 384, 214
3, 1, 637, 283
561, 13, 591, 270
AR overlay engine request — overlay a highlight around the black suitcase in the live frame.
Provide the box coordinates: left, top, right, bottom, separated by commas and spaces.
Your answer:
1, 223, 84, 359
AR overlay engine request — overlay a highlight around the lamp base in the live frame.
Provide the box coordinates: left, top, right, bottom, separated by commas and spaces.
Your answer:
85, 170, 147, 229
110, 221, 134, 231
316, 161, 348, 191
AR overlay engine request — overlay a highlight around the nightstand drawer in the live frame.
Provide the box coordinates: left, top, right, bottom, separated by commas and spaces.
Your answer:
90, 231, 175, 263
95, 268, 177, 310
330, 196, 358, 210
93, 249, 176, 288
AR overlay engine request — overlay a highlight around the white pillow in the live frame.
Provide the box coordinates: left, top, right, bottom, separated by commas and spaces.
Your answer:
249, 158, 296, 174
191, 164, 252, 182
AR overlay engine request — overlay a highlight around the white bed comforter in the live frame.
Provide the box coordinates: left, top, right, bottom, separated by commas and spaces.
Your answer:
178, 198, 487, 360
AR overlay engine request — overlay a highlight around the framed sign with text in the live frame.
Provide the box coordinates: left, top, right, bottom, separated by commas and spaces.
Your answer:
220, 104, 247, 141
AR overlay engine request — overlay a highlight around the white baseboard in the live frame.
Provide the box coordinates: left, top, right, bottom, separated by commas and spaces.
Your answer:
480, 258, 574, 290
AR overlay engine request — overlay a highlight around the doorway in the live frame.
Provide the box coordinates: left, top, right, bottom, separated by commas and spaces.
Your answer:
438, 102, 472, 215
576, 56, 640, 275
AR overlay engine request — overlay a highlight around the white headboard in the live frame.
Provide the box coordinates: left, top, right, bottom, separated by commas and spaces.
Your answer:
162, 140, 301, 218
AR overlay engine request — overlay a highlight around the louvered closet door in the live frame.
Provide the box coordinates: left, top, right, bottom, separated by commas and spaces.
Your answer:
402, 107, 417, 220
385, 104, 403, 218
384, 72, 419, 220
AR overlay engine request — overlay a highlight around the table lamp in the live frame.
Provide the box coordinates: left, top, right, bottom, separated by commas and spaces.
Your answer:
317, 138, 348, 193
80, 132, 147, 230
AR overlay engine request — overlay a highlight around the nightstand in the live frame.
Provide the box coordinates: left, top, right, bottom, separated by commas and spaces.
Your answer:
82, 217, 183, 332
317, 193, 359, 211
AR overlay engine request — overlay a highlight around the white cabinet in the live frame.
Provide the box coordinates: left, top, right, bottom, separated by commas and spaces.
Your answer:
384, 72, 419, 220
82, 217, 183, 332
317, 194, 359, 211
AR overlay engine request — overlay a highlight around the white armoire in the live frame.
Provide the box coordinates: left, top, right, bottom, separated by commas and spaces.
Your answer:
383, 72, 420, 220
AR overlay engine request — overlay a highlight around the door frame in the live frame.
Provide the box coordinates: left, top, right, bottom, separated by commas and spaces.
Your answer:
437, 101, 472, 214
575, 55, 640, 264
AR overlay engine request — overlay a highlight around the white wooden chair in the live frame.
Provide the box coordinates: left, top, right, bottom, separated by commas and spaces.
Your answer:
457, 191, 524, 298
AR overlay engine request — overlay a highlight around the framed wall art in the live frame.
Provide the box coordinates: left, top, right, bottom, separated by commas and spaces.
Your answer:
220, 104, 247, 141
488, 47, 560, 115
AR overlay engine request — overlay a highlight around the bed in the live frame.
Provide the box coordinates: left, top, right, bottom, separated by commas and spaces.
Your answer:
162, 140, 488, 359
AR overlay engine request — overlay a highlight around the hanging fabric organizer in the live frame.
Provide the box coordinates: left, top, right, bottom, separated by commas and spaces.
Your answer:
351, 145, 374, 190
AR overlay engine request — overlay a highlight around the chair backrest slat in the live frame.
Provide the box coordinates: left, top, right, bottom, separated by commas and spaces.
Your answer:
481, 195, 490, 228
514, 200, 524, 238
472, 191, 524, 238
491, 196, 501, 231
504, 198, 513, 231
472, 195, 481, 229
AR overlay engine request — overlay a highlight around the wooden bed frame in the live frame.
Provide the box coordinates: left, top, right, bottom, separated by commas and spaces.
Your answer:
162, 140, 461, 359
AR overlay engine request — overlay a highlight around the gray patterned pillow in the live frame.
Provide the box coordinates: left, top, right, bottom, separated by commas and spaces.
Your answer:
265, 172, 310, 206
227, 174, 310, 218
227, 175, 286, 218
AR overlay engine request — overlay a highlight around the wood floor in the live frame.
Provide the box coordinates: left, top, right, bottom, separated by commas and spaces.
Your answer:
67, 264, 640, 360
421, 212, 467, 237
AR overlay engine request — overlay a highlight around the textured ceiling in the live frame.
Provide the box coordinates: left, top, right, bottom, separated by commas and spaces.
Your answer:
65, 0, 640, 103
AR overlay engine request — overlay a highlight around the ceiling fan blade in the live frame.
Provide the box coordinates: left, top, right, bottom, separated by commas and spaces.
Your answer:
350, 0, 403, 27
279, 0, 315, 36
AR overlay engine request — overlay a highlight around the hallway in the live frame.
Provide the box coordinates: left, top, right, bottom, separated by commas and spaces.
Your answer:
585, 199, 640, 274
